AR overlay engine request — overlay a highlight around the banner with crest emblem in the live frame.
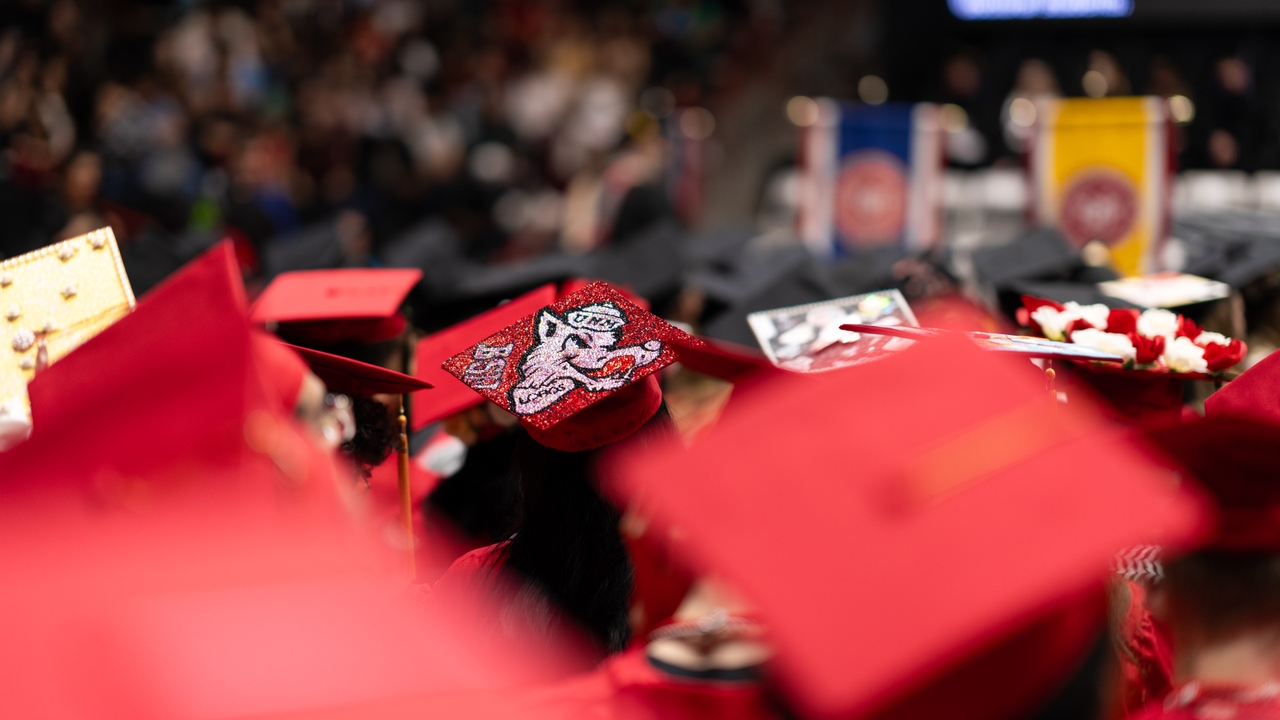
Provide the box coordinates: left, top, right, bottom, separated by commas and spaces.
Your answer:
1031, 96, 1173, 277
797, 100, 943, 258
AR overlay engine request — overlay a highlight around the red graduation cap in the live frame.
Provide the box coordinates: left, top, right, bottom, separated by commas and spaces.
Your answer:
412, 283, 559, 430
669, 335, 780, 382
0, 246, 584, 718
250, 268, 422, 344
609, 333, 1207, 718
290, 344, 431, 398
1205, 348, 1280, 424
443, 281, 702, 451
251, 331, 310, 415
2, 241, 261, 481
1148, 415, 1280, 552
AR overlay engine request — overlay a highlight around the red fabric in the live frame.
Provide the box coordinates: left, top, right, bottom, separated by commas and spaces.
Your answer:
1206, 348, 1280, 425
250, 268, 421, 324
250, 331, 309, 415
288, 343, 431, 396
1147, 416, 1280, 551
3, 241, 254, 481
1115, 581, 1175, 717
866, 591, 1106, 720
670, 336, 781, 382
0, 244, 566, 718
525, 374, 663, 451
623, 524, 695, 641
1071, 366, 1186, 430
523, 646, 782, 720
412, 283, 558, 429
1131, 685, 1280, 720
609, 333, 1208, 718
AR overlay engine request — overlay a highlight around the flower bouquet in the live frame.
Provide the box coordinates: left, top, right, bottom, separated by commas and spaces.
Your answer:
1016, 296, 1246, 378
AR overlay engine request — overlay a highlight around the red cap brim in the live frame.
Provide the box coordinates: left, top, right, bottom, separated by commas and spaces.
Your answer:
290, 345, 432, 397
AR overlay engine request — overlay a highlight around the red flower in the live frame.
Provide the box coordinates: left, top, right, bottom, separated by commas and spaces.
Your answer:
1176, 316, 1202, 342
1130, 333, 1165, 365
1017, 295, 1064, 329
1106, 308, 1140, 335
1203, 338, 1246, 372
1063, 318, 1094, 337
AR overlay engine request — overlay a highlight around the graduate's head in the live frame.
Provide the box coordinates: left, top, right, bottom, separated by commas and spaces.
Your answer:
1146, 416, 1280, 646
254, 336, 431, 477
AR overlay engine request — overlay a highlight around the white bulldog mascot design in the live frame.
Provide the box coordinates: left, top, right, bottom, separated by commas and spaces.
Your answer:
510, 301, 663, 416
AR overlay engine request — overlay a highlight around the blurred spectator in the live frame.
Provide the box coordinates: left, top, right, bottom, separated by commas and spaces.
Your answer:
937, 51, 989, 167
1001, 59, 1061, 156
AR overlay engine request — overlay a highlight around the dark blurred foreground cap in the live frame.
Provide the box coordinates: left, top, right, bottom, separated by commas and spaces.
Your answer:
251, 268, 422, 344
412, 283, 559, 430
1147, 415, 1280, 552
609, 331, 1207, 718
442, 282, 702, 451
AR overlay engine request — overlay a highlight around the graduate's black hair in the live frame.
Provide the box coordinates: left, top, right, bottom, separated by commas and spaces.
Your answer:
339, 395, 398, 477
425, 427, 522, 542
496, 403, 676, 655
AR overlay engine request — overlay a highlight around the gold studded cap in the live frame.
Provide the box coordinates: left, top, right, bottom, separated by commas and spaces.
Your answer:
0, 227, 135, 449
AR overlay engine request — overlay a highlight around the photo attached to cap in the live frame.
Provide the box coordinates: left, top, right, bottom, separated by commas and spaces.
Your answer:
747, 289, 918, 373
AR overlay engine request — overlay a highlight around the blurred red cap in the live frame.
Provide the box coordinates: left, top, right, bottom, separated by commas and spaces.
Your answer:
251, 331, 309, 415
412, 283, 558, 430
442, 282, 701, 451
1148, 414, 1280, 552
0, 245, 582, 719
610, 333, 1208, 718
250, 268, 421, 344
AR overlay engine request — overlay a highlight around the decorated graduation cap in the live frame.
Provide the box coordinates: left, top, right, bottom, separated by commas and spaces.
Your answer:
444, 282, 702, 452
1148, 415, 1280, 552
291, 344, 431, 397
0, 227, 136, 450
250, 268, 421, 345
609, 332, 1206, 718
413, 283, 559, 430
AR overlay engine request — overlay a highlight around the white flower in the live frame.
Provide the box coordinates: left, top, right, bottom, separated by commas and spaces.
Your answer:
1137, 308, 1179, 341
1031, 306, 1069, 341
1030, 301, 1111, 341
1063, 302, 1111, 330
1070, 328, 1136, 361
1194, 331, 1229, 347
1162, 336, 1208, 374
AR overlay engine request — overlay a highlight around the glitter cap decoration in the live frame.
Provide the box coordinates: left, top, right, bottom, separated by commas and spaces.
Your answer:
0, 227, 135, 451
443, 282, 700, 450
412, 283, 559, 430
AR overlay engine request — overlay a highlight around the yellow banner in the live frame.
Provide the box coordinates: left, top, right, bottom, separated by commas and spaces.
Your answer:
1033, 97, 1169, 276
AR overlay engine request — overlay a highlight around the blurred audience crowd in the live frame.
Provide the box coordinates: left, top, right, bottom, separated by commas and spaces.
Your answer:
0, 0, 756, 294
